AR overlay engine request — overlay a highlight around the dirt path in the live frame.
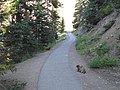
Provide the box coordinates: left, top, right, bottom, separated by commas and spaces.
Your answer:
4, 41, 64, 90
5, 51, 51, 90
4, 33, 120, 90
37, 33, 82, 90
68, 43, 120, 90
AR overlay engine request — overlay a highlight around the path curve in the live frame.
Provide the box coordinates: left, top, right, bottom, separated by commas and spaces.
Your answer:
37, 33, 83, 90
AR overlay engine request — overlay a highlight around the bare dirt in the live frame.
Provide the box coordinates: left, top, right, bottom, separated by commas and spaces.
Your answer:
68, 43, 120, 90
3, 41, 63, 90
2, 34, 120, 90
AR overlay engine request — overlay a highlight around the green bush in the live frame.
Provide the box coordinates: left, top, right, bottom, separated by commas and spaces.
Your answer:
117, 32, 120, 40
101, 4, 113, 15
89, 56, 117, 68
112, 0, 120, 9
76, 35, 90, 54
95, 43, 110, 56
1, 79, 27, 90
76, 35, 101, 55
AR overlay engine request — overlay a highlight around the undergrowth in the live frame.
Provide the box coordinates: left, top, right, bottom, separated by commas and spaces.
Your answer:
76, 34, 117, 68
76, 34, 101, 55
89, 56, 117, 68
0, 79, 27, 90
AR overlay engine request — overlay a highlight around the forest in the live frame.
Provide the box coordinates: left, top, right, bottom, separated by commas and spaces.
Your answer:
0, 0, 120, 89
0, 0, 65, 74
0, 1, 66, 89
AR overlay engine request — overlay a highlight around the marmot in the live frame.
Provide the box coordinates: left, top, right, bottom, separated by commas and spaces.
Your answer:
76, 65, 86, 74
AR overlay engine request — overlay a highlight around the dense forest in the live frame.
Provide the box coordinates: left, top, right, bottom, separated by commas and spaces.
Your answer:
0, 0, 65, 88
0, 0, 65, 89
73, 0, 120, 29
0, 0, 65, 71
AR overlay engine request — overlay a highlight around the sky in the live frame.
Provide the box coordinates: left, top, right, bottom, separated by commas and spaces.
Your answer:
59, 0, 76, 31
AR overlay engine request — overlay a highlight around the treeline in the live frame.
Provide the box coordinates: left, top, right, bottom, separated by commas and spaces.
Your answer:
73, 0, 120, 31
0, 0, 64, 63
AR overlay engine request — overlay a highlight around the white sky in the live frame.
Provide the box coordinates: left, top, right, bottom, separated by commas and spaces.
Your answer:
59, 0, 76, 31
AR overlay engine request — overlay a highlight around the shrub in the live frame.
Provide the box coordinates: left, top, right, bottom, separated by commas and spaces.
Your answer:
95, 43, 110, 56
0, 64, 16, 76
112, 0, 120, 9
76, 35, 101, 55
89, 56, 117, 68
0, 79, 27, 90
117, 32, 120, 40
76, 35, 90, 54
101, 4, 113, 15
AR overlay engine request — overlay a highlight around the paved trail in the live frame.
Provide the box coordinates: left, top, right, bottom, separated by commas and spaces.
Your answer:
7, 33, 119, 90
37, 33, 83, 90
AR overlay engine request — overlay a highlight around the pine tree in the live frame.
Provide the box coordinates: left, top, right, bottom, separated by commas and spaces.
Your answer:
60, 17, 65, 33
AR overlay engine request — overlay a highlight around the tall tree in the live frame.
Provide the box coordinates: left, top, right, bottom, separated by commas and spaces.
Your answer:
1, 0, 62, 63
59, 17, 65, 33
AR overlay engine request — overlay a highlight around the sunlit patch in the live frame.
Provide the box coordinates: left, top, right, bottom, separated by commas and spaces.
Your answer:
0, 27, 6, 33
59, 0, 76, 32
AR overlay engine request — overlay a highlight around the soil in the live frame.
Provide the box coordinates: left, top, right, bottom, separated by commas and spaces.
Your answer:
1, 41, 64, 90
77, 11, 120, 89
93, 66, 120, 87
68, 43, 120, 90
1, 38, 120, 90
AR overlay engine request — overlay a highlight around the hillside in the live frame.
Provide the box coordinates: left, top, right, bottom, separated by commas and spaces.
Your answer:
87, 11, 120, 58
74, 0, 120, 87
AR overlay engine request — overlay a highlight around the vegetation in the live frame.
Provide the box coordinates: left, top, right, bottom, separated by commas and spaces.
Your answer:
74, 0, 120, 69
0, 0, 64, 63
89, 56, 117, 68
0, 0, 65, 89
94, 43, 110, 57
59, 17, 65, 33
76, 33, 118, 68
73, 0, 120, 30
76, 34, 101, 55
0, 79, 27, 90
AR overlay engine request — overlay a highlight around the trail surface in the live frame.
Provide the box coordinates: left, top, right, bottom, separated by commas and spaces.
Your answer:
6, 33, 119, 90
37, 33, 82, 90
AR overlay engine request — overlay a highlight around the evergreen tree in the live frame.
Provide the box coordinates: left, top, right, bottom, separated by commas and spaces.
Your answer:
60, 17, 65, 33
1, 0, 62, 63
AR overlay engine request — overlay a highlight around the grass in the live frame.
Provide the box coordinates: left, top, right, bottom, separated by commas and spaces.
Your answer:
76, 34, 118, 68
0, 79, 27, 90
117, 32, 120, 40
94, 43, 111, 57
45, 41, 56, 50
76, 34, 101, 55
89, 56, 117, 68
57, 33, 66, 42
21, 53, 33, 62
